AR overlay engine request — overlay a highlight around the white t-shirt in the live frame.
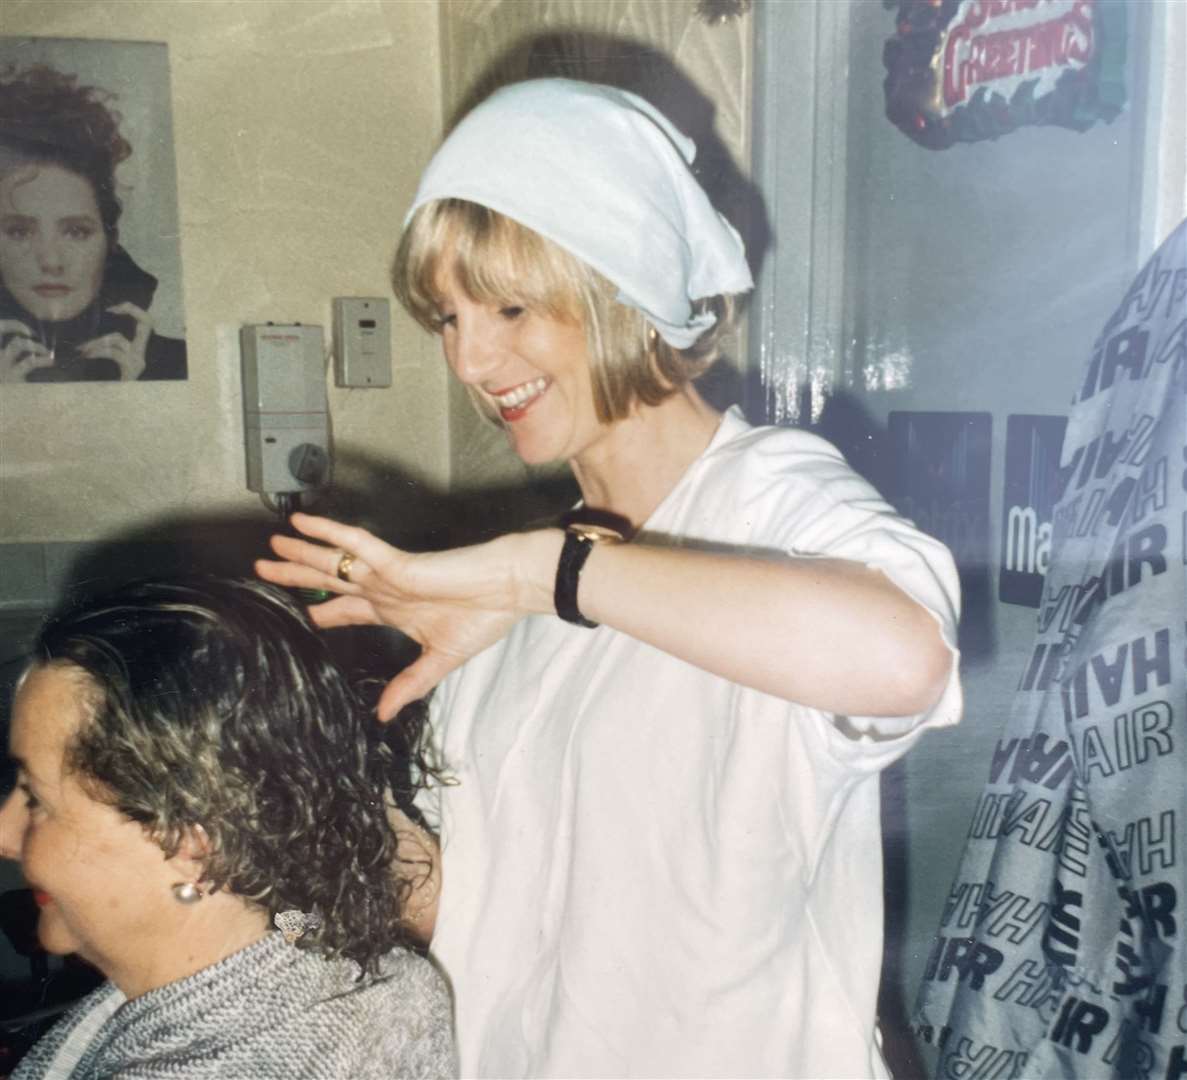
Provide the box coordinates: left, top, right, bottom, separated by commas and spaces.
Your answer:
421, 407, 962, 1078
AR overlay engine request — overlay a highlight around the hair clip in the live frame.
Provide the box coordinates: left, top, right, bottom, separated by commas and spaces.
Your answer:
274, 908, 323, 944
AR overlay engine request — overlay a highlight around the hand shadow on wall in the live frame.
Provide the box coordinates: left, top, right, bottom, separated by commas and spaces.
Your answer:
451, 29, 771, 282
801, 384, 998, 1079
41, 453, 579, 697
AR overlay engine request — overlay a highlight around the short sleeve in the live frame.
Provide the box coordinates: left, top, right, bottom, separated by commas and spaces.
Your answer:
707, 421, 963, 768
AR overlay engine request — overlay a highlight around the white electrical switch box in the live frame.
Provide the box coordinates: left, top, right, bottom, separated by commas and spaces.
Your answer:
333, 297, 392, 387
240, 323, 329, 494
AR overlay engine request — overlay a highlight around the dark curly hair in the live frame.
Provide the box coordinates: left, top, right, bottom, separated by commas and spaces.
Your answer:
29, 577, 430, 974
0, 64, 131, 243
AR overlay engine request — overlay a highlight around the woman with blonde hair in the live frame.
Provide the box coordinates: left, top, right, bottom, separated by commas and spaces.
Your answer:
259, 78, 962, 1078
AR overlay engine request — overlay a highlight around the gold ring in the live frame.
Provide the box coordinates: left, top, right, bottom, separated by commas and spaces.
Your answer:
336, 552, 355, 583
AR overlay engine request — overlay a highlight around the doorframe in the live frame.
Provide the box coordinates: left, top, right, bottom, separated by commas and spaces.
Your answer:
748, 0, 851, 426
748, 0, 1182, 425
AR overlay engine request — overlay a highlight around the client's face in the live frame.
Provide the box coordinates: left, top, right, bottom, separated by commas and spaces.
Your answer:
0, 666, 178, 977
0, 163, 108, 322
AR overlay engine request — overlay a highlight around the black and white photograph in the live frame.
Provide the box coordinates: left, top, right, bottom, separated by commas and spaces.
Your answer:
0, 38, 186, 383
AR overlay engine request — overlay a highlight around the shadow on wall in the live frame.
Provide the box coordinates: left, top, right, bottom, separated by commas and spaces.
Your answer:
323, 445, 580, 548
451, 29, 772, 283
809, 388, 997, 664
5, 460, 581, 711
805, 385, 998, 1080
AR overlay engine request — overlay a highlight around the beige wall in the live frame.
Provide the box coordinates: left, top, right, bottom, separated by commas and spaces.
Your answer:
0, 0, 755, 548
1, 0, 449, 545
436, 0, 754, 499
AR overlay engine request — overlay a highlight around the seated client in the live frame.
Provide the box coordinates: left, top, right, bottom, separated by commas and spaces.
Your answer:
0, 577, 455, 1079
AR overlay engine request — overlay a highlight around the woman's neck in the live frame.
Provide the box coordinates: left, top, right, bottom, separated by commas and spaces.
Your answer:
569, 385, 722, 532
107, 896, 271, 1001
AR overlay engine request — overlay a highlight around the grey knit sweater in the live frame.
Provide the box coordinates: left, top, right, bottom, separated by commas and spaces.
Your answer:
13, 932, 456, 1079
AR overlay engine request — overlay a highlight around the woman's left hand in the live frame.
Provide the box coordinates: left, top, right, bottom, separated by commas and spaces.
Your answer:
77, 302, 153, 380
256, 513, 546, 720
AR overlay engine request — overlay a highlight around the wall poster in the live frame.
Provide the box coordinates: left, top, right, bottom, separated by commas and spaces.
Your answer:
0, 37, 187, 383
1000, 414, 1068, 607
886, 410, 993, 576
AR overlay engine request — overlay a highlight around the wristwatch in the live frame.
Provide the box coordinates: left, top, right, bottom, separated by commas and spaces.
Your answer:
554, 523, 625, 628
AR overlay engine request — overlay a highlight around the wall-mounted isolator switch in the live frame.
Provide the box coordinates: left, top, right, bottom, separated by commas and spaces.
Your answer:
240, 323, 329, 494
333, 297, 392, 387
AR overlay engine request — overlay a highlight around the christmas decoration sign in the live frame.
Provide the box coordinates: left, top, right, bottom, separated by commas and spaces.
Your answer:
883, 0, 1126, 149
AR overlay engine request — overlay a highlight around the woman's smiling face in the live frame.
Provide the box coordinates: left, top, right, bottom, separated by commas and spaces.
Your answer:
0, 665, 177, 977
0, 163, 108, 322
434, 266, 605, 466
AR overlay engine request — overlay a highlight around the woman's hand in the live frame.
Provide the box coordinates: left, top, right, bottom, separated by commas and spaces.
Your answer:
77, 302, 152, 380
256, 513, 550, 720
0, 319, 54, 382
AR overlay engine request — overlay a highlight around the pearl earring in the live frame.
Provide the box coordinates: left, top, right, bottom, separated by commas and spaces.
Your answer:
171, 882, 204, 904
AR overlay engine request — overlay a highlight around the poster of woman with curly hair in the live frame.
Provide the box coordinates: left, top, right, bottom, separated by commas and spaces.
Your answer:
0, 38, 187, 382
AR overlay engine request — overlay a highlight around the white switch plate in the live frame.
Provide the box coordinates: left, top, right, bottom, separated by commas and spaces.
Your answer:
333, 297, 392, 387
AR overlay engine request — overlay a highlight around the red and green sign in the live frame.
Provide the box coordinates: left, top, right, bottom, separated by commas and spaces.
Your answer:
884, 0, 1127, 149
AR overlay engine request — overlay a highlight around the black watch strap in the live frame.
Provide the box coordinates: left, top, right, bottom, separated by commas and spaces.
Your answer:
554, 525, 623, 628
555, 530, 599, 627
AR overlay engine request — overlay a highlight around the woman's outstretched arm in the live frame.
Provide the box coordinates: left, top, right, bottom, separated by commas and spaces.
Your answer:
527, 530, 953, 718
256, 513, 953, 722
